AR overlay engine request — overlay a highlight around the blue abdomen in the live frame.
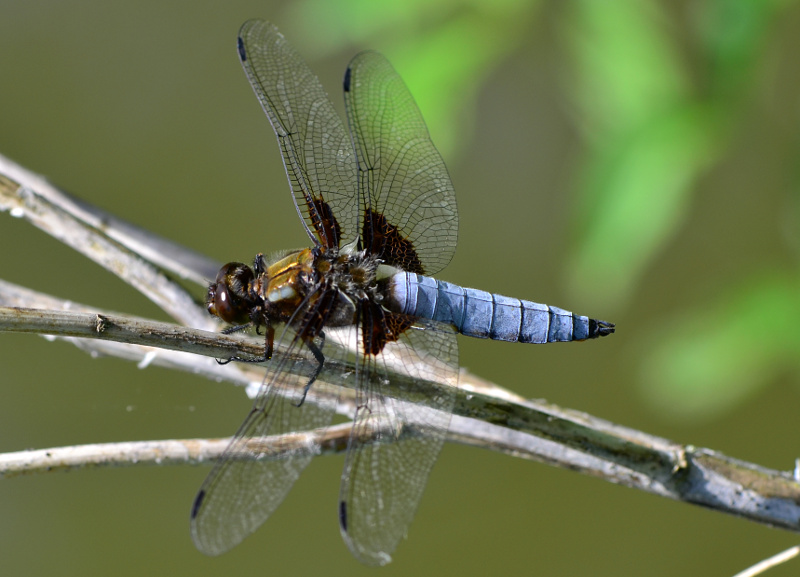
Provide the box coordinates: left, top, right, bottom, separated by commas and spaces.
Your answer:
387, 272, 613, 343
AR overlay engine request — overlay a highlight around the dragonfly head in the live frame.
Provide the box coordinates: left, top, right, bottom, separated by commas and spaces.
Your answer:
207, 262, 255, 324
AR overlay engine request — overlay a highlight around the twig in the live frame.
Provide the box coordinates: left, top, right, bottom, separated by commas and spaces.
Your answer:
0, 154, 220, 289
731, 545, 800, 577
0, 169, 211, 330
0, 428, 351, 479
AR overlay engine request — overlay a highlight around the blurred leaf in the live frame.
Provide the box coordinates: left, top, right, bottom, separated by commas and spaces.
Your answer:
638, 271, 800, 421
698, 0, 796, 102
563, 0, 688, 138
563, 0, 795, 309
562, 0, 704, 308
388, 13, 529, 155
569, 103, 722, 307
286, 0, 540, 156
285, 0, 533, 55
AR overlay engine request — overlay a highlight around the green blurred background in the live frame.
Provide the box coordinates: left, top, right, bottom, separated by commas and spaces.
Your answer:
2, 0, 800, 574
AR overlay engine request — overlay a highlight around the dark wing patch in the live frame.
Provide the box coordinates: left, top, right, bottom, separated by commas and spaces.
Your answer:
362, 208, 425, 275
359, 299, 415, 356
310, 198, 342, 250
344, 51, 458, 276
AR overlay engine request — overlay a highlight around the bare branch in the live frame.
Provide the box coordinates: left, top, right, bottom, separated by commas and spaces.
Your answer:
0, 154, 220, 287
0, 305, 267, 364
2, 154, 800, 538
732, 546, 800, 577
0, 162, 212, 329
0, 426, 353, 479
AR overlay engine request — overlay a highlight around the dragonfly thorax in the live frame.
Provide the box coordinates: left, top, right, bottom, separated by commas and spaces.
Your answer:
207, 247, 387, 333
323, 250, 380, 299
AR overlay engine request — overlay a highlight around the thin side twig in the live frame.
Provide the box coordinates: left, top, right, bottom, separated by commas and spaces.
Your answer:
731, 546, 800, 577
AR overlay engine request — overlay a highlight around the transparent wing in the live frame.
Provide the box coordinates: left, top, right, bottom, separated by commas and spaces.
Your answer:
238, 19, 358, 250
338, 316, 459, 565
344, 51, 458, 275
190, 296, 347, 555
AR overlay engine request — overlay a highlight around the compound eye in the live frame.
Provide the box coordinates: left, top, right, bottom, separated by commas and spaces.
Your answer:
208, 282, 238, 323
206, 262, 254, 325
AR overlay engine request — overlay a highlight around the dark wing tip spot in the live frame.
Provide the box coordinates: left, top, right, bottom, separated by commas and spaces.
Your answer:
339, 500, 348, 531
343, 67, 352, 92
191, 490, 206, 519
237, 36, 247, 62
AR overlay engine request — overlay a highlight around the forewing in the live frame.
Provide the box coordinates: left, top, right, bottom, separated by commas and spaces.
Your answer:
344, 52, 458, 275
338, 315, 459, 566
190, 312, 343, 555
238, 19, 358, 249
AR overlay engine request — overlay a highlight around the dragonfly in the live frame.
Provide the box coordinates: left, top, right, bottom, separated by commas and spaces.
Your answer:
190, 19, 614, 566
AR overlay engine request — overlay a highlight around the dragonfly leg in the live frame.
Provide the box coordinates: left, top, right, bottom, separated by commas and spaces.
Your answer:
221, 323, 251, 335
295, 332, 326, 407
216, 323, 274, 365
253, 253, 267, 276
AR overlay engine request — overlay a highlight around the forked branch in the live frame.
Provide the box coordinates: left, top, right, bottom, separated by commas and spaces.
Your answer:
2, 153, 800, 536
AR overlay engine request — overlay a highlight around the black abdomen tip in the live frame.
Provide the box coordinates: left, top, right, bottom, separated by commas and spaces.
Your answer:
588, 319, 615, 338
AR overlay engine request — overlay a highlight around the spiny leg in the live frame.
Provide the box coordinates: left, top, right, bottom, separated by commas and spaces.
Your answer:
295, 331, 326, 407
253, 253, 267, 276
216, 322, 274, 365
